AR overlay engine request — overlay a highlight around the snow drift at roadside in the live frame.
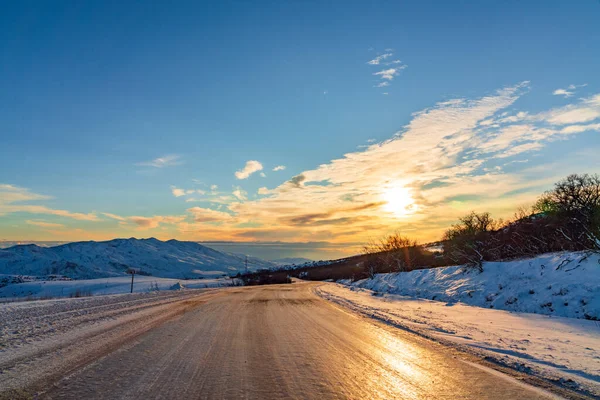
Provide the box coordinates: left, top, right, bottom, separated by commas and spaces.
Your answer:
340, 251, 599, 320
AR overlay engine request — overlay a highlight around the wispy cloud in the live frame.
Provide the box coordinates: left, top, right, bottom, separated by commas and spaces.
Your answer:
0, 184, 98, 221
553, 88, 574, 98
367, 50, 407, 91
26, 220, 65, 229
170, 186, 207, 200
288, 174, 306, 189
235, 160, 263, 179
273, 165, 286, 172
367, 53, 393, 65
171, 186, 186, 197
536, 93, 600, 125
102, 212, 126, 221
128, 215, 185, 229
373, 66, 406, 81
0, 184, 50, 203
136, 154, 183, 168
552, 83, 587, 98
232, 187, 247, 201
103, 212, 185, 229
187, 207, 235, 223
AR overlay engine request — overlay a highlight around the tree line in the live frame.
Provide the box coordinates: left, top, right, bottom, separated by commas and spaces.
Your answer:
363, 173, 600, 277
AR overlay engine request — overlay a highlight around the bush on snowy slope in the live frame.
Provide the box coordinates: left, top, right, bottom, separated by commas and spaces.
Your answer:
342, 252, 600, 320
362, 233, 440, 277
442, 174, 600, 270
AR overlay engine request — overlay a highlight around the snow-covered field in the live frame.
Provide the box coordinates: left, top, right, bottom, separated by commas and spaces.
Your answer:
0, 275, 235, 300
340, 252, 600, 320
316, 283, 600, 397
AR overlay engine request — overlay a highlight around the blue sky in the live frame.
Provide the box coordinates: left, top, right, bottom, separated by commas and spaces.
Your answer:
1, 1, 599, 259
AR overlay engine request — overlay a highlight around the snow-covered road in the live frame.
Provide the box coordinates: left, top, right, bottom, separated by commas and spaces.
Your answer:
1, 282, 584, 399
0, 288, 223, 398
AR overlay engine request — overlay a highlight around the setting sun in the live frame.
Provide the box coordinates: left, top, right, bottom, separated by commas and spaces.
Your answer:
382, 186, 417, 217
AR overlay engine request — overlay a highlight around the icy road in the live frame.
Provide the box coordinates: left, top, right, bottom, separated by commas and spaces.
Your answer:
0, 282, 585, 399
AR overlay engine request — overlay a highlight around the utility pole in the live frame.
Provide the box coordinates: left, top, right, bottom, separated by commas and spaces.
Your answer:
127, 268, 138, 293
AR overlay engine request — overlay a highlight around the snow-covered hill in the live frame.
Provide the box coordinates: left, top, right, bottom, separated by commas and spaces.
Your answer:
339, 251, 600, 320
0, 238, 278, 280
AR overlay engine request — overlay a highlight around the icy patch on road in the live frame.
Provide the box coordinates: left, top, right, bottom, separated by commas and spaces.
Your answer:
316, 283, 600, 397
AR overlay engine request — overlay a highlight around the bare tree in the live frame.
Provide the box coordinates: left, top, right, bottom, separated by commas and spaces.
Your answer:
534, 174, 600, 217
533, 174, 600, 251
443, 212, 502, 272
444, 211, 500, 241
363, 233, 422, 277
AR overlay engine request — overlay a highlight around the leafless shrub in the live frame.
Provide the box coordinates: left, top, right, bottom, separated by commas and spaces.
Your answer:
362, 233, 430, 277
442, 212, 501, 272
442, 175, 600, 269
444, 211, 501, 241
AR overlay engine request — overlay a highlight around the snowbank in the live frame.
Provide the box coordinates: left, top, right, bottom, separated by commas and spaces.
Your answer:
340, 252, 600, 320
316, 283, 600, 397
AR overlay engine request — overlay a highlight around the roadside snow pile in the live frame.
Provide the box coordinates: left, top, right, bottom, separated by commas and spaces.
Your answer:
316, 284, 600, 397
340, 252, 600, 320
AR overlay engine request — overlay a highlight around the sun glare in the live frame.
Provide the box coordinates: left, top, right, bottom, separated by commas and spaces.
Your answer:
382, 186, 416, 217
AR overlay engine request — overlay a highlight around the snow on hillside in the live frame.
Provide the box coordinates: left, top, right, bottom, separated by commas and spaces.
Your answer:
0, 238, 278, 280
340, 251, 600, 320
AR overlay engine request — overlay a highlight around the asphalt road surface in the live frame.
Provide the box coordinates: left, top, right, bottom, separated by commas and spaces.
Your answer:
29, 282, 571, 400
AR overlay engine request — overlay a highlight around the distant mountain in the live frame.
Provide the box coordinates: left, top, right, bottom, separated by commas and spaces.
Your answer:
272, 257, 313, 266
0, 241, 69, 249
0, 238, 278, 280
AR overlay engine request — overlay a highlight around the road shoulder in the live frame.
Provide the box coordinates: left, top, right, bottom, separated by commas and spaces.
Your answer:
0, 290, 224, 399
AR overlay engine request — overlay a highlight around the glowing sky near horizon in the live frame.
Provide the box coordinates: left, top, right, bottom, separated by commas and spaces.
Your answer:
1, 1, 599, 259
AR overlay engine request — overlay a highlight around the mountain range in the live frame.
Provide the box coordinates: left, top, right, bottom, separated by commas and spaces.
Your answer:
0, 238, 278, 280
